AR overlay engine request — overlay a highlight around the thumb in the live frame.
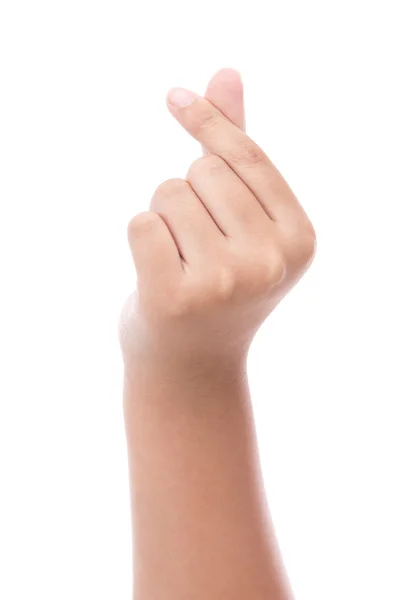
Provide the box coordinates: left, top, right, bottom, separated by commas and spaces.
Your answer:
202, 68, 246, 156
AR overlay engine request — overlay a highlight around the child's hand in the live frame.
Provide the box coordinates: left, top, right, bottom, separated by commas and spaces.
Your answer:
120, 74, 316, 372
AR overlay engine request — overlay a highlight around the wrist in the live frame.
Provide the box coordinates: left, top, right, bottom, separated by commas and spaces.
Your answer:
123, 346, 248, 393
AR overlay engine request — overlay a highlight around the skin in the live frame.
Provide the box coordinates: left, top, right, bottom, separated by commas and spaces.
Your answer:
119, 68, 316, 599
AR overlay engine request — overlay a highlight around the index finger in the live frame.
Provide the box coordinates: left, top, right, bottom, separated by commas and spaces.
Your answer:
167, 87, 305, 224
202, 68, 246, 159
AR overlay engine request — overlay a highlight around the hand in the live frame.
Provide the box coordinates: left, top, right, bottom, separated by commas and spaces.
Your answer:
119, 70, 316, 373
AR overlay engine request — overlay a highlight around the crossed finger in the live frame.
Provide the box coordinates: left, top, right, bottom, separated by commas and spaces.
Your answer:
167, 88, 307, 225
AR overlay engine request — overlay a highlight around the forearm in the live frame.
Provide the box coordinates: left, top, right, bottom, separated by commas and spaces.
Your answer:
121, 70, 315, 599
123, 356, 293, 600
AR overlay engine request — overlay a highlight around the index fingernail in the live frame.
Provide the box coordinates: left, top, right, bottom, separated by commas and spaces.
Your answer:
167, 87, 197, 108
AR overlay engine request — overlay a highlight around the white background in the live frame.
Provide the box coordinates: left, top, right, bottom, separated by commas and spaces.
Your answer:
1, 1, 399, 598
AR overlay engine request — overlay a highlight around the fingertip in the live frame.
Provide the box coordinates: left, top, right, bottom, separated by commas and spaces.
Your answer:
207, 68, 243, 90
166, 87, 199, 109
204, 68, 246, 132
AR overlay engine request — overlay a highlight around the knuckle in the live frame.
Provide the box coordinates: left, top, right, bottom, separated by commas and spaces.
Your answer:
191, 108, 219, 135
169, 266, 237, 316
211, 266, 236, 301
267, 252, 287, 286
154, 178, 188, 198
231, 139, 267, 168
187, 154, 226, 179
290, 221, 317, 266
151, 178, 190, 211
201, 114, 217, 128
127, 211, 160, 238
251, 249, 286, 291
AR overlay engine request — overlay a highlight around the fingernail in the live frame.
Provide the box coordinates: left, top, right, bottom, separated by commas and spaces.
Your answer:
167, 87, 197, 108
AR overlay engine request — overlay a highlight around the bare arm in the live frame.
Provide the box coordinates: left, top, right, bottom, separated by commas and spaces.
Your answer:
120, 70, 316, 600
123, 354, 293, 599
